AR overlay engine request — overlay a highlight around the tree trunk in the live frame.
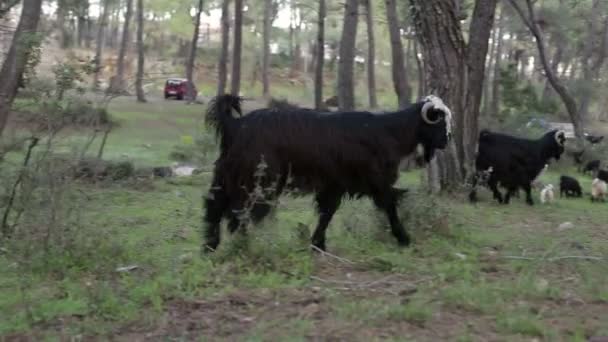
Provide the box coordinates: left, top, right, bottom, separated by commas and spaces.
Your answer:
363, 0, 377, 108
541, 33, 564, 103
230, 0, 243, 95
385, 0, 411, 108
413, 38, 425, 99
461, 0, 497, 179
337, 0, 358, 111
490, 7, 503, 118
135, 0, 146, 102
507, 0, 584, 140
108, 0, 133, 94
217, 0, 230, 96
578, 1, 607, 121
57, 5, 70, 48
93, 0, 109, 90
410, 0, 466, 191
262, 0, 272, 98
77, 15, 86, 48
483, 26, 496, 114
314, 0, 326, 110
186, 0, 204, 102
291, 21, 302, 76
0, 0, 43, 136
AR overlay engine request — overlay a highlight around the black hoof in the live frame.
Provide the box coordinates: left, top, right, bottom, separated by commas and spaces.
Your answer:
311, 241, 326, 252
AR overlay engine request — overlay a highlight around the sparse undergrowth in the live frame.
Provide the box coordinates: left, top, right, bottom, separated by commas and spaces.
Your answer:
1, 98, 607, 341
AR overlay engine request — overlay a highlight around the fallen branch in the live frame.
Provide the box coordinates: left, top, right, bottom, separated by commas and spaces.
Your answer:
310, 245, 356, 264
502, 255, 603, 261
1, 137, 39, 239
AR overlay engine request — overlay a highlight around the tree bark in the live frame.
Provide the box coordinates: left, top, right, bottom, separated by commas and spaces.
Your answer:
230, 0, 243, 95
93, 0, 109, 90
337, 0, 358, 111
186, 0, 204, 102
385, 0, 411, 108
0, 0, 43, 137
108, 0, 133, 94
135, 0, 146, 102
363, 0, 377, 108
217, 0, 230, 96
314, 0, 326, 110
262, 0, 272, 98
410, 0, 467, 191
507, 0, 584, 140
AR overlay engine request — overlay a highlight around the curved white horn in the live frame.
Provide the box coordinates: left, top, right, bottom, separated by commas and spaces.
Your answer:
421, 101, 441, 124
554, 130, 565, 146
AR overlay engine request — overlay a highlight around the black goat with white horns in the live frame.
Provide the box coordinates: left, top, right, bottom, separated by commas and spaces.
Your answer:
469, 129, 566, 205
203, 94, 454, 252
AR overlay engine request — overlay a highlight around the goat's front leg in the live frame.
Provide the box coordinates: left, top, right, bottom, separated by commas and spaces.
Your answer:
373, 191, 410, 247
523, 183, 534, 205
311, 189, 343, 251
203, 180, 229, 253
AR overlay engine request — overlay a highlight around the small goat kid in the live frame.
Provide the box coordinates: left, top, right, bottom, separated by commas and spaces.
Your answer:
540, 184, 555, 204
203, 94, 454, 252
591, 178, 607, 202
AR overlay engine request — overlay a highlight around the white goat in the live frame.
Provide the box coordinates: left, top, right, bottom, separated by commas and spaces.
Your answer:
591, 178, 607, 202
540, 184, 555, 204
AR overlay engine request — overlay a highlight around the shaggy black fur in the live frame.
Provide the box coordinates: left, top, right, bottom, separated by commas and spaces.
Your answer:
597, 169, 608, 183
469, 129, 566, 205
559, 175, 582, 198
583, 160, 601, 175
203, 94, 452, 251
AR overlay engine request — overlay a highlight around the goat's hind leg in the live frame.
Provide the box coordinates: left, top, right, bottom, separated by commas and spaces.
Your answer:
488, 179, 503, 204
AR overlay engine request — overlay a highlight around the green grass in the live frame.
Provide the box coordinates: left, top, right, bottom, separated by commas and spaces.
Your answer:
1, 95, 608, 340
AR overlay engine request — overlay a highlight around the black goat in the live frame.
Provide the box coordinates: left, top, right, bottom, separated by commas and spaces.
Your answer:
469, 129, 566, 205
583, 160, 601, 175
584, 133, 604, 144
559, 175, 582, 198
203, 94, 453, 252
597, 169, 608, 183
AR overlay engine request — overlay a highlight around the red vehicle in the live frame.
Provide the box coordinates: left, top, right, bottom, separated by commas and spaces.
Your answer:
164, 78, 197, 100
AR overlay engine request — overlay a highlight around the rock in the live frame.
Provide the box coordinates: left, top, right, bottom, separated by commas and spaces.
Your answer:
557, 222, 574, 231
179, 253, 193, 263
116, 265, 139, 273
535, 278, 549, 292
454, 252, 467, 260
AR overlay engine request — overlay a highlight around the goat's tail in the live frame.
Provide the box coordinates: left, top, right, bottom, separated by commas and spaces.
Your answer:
206, 94, 243, 142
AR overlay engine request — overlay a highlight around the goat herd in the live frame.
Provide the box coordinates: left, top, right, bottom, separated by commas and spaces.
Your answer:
201, 95, 606, 252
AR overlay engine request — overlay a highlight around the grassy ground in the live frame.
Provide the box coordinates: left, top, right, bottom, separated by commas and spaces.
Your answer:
1, 96, 608, 341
